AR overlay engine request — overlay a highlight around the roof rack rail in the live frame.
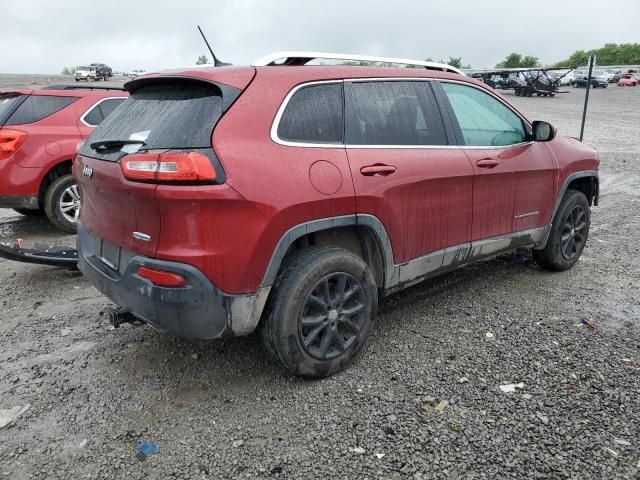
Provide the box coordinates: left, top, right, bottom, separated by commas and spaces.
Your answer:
39, 84, 126, 91
252, 51, 465, 75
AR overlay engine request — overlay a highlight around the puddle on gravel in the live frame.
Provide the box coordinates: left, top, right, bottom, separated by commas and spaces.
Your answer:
599, 172, 640, 198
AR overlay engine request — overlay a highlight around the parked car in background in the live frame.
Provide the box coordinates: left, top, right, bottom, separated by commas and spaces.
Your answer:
572, 69, 608, 88
74, 52, 599, 377
0, 85, 127, 232
618, 73, 638, 86
75, 65, 97, 82
128, 69, 146, 78
603, 69, 622, 83
549, 70, 573, 86
91, 63, 113, 81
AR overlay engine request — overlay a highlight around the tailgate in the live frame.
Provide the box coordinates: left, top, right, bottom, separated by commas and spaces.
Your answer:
74, 76, 248, 264
74, 154, 160, 259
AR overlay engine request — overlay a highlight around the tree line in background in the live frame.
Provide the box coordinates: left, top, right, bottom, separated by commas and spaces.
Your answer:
553, 43, 640, 68
495, 43, 640, 69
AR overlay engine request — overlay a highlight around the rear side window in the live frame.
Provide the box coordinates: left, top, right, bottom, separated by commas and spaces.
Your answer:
277, 83, 343, 144
0, 94, 27, 125
5, 95, 78, 125
441, 83, 526, 147
82, 98, 126, 127
346, 81, 447, 146
80, 81, 223, 160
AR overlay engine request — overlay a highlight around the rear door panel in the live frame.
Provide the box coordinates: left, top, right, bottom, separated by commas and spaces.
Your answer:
344, 80, 474, 264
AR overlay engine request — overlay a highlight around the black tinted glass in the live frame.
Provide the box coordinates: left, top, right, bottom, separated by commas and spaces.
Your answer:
6, 95, 77, 125
83, 105, 103, 126
80, 81, 223, 160
347, 81, 447, 146
83, 98, 126, 127
0, 94, 26, 125
98, 98, 124, 119
278, 83, 343, 143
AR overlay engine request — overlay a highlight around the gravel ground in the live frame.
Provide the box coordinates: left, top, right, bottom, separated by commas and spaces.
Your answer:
1, 79, 639, 479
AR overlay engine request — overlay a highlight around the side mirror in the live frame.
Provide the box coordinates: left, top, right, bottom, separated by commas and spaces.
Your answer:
532, 121, 556, 142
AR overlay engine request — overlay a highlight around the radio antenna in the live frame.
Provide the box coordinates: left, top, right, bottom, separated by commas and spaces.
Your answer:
197, 25, 231, 67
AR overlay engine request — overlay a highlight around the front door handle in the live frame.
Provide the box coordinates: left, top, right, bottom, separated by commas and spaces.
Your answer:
360, 164, 397, 176
476, 158, 500, 168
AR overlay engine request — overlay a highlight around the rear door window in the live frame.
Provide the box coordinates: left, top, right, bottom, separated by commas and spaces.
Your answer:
441, 82, 526, 147
277, 83, 344, 144
80, 81, 223, 160
5, 95, 78, 125
82, 98, 126, 127
345, 81, 447, 146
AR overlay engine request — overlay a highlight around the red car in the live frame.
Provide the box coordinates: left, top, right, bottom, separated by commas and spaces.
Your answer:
74, 52, 599, 377
617, 74, 638, 86
0, 86, 128, 232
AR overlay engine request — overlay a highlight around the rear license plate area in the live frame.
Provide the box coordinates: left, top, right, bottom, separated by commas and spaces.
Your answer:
100, 240, 121, 271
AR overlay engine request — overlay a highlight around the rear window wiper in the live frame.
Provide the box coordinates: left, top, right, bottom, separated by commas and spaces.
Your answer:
89, 139, 146, 151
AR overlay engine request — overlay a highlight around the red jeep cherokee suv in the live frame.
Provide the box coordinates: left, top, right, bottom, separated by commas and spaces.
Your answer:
74, 53, 599, 377
0, 85, 127, 232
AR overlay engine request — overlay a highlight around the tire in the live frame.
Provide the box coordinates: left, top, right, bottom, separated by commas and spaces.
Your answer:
43, 174, 80, 234
13, 208, 44, 217
515, 88, 521, 97
526, 88, 533, 97
261, 246, 378, 378
533, 190, 590, 271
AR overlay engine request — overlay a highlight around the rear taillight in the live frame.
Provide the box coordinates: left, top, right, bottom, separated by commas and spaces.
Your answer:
0, 129, 27, 160
136, 266, 187, 288
121, 151, 216, 183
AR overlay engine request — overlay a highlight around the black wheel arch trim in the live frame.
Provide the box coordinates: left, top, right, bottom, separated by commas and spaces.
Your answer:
260, 214, 395, 290
554, 170, 599, 213
535, 170, 598, 251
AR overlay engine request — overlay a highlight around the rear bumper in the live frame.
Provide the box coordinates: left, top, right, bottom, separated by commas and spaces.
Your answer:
77, 225, 270, 339
0, 195, 39, 209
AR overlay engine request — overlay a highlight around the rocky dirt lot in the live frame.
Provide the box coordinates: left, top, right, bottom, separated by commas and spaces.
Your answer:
0, 79, 639, 479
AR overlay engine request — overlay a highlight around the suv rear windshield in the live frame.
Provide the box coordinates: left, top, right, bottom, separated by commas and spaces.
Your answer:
80, 81, 223, 161
0, 94, 27, 126
4, 95, 78, 125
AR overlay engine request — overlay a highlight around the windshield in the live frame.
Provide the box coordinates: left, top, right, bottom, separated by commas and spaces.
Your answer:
77, 66, 92, 71
0, 94, 27, 126
79, 80, 223, 161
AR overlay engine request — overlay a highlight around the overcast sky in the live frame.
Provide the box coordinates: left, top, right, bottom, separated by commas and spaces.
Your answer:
2, 0, 639, 74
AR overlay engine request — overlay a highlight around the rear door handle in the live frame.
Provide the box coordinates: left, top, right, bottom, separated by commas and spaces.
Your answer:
476, 158, 500, 168
360, 164, 397, 176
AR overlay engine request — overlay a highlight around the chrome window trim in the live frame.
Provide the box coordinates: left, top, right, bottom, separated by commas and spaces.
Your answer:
79, 97, 126, 127
271, 77, 536, 150
270, 79, 345, 149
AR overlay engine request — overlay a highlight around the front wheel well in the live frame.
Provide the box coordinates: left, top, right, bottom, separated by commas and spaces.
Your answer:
279, 226, 386, 289
567, 176, 598, 206
38, 160, 73, 207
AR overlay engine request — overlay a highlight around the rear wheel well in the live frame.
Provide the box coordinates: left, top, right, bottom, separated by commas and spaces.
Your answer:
38, 160, 73, 207
280, 226, 386, 289
567, 176, 598, 206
